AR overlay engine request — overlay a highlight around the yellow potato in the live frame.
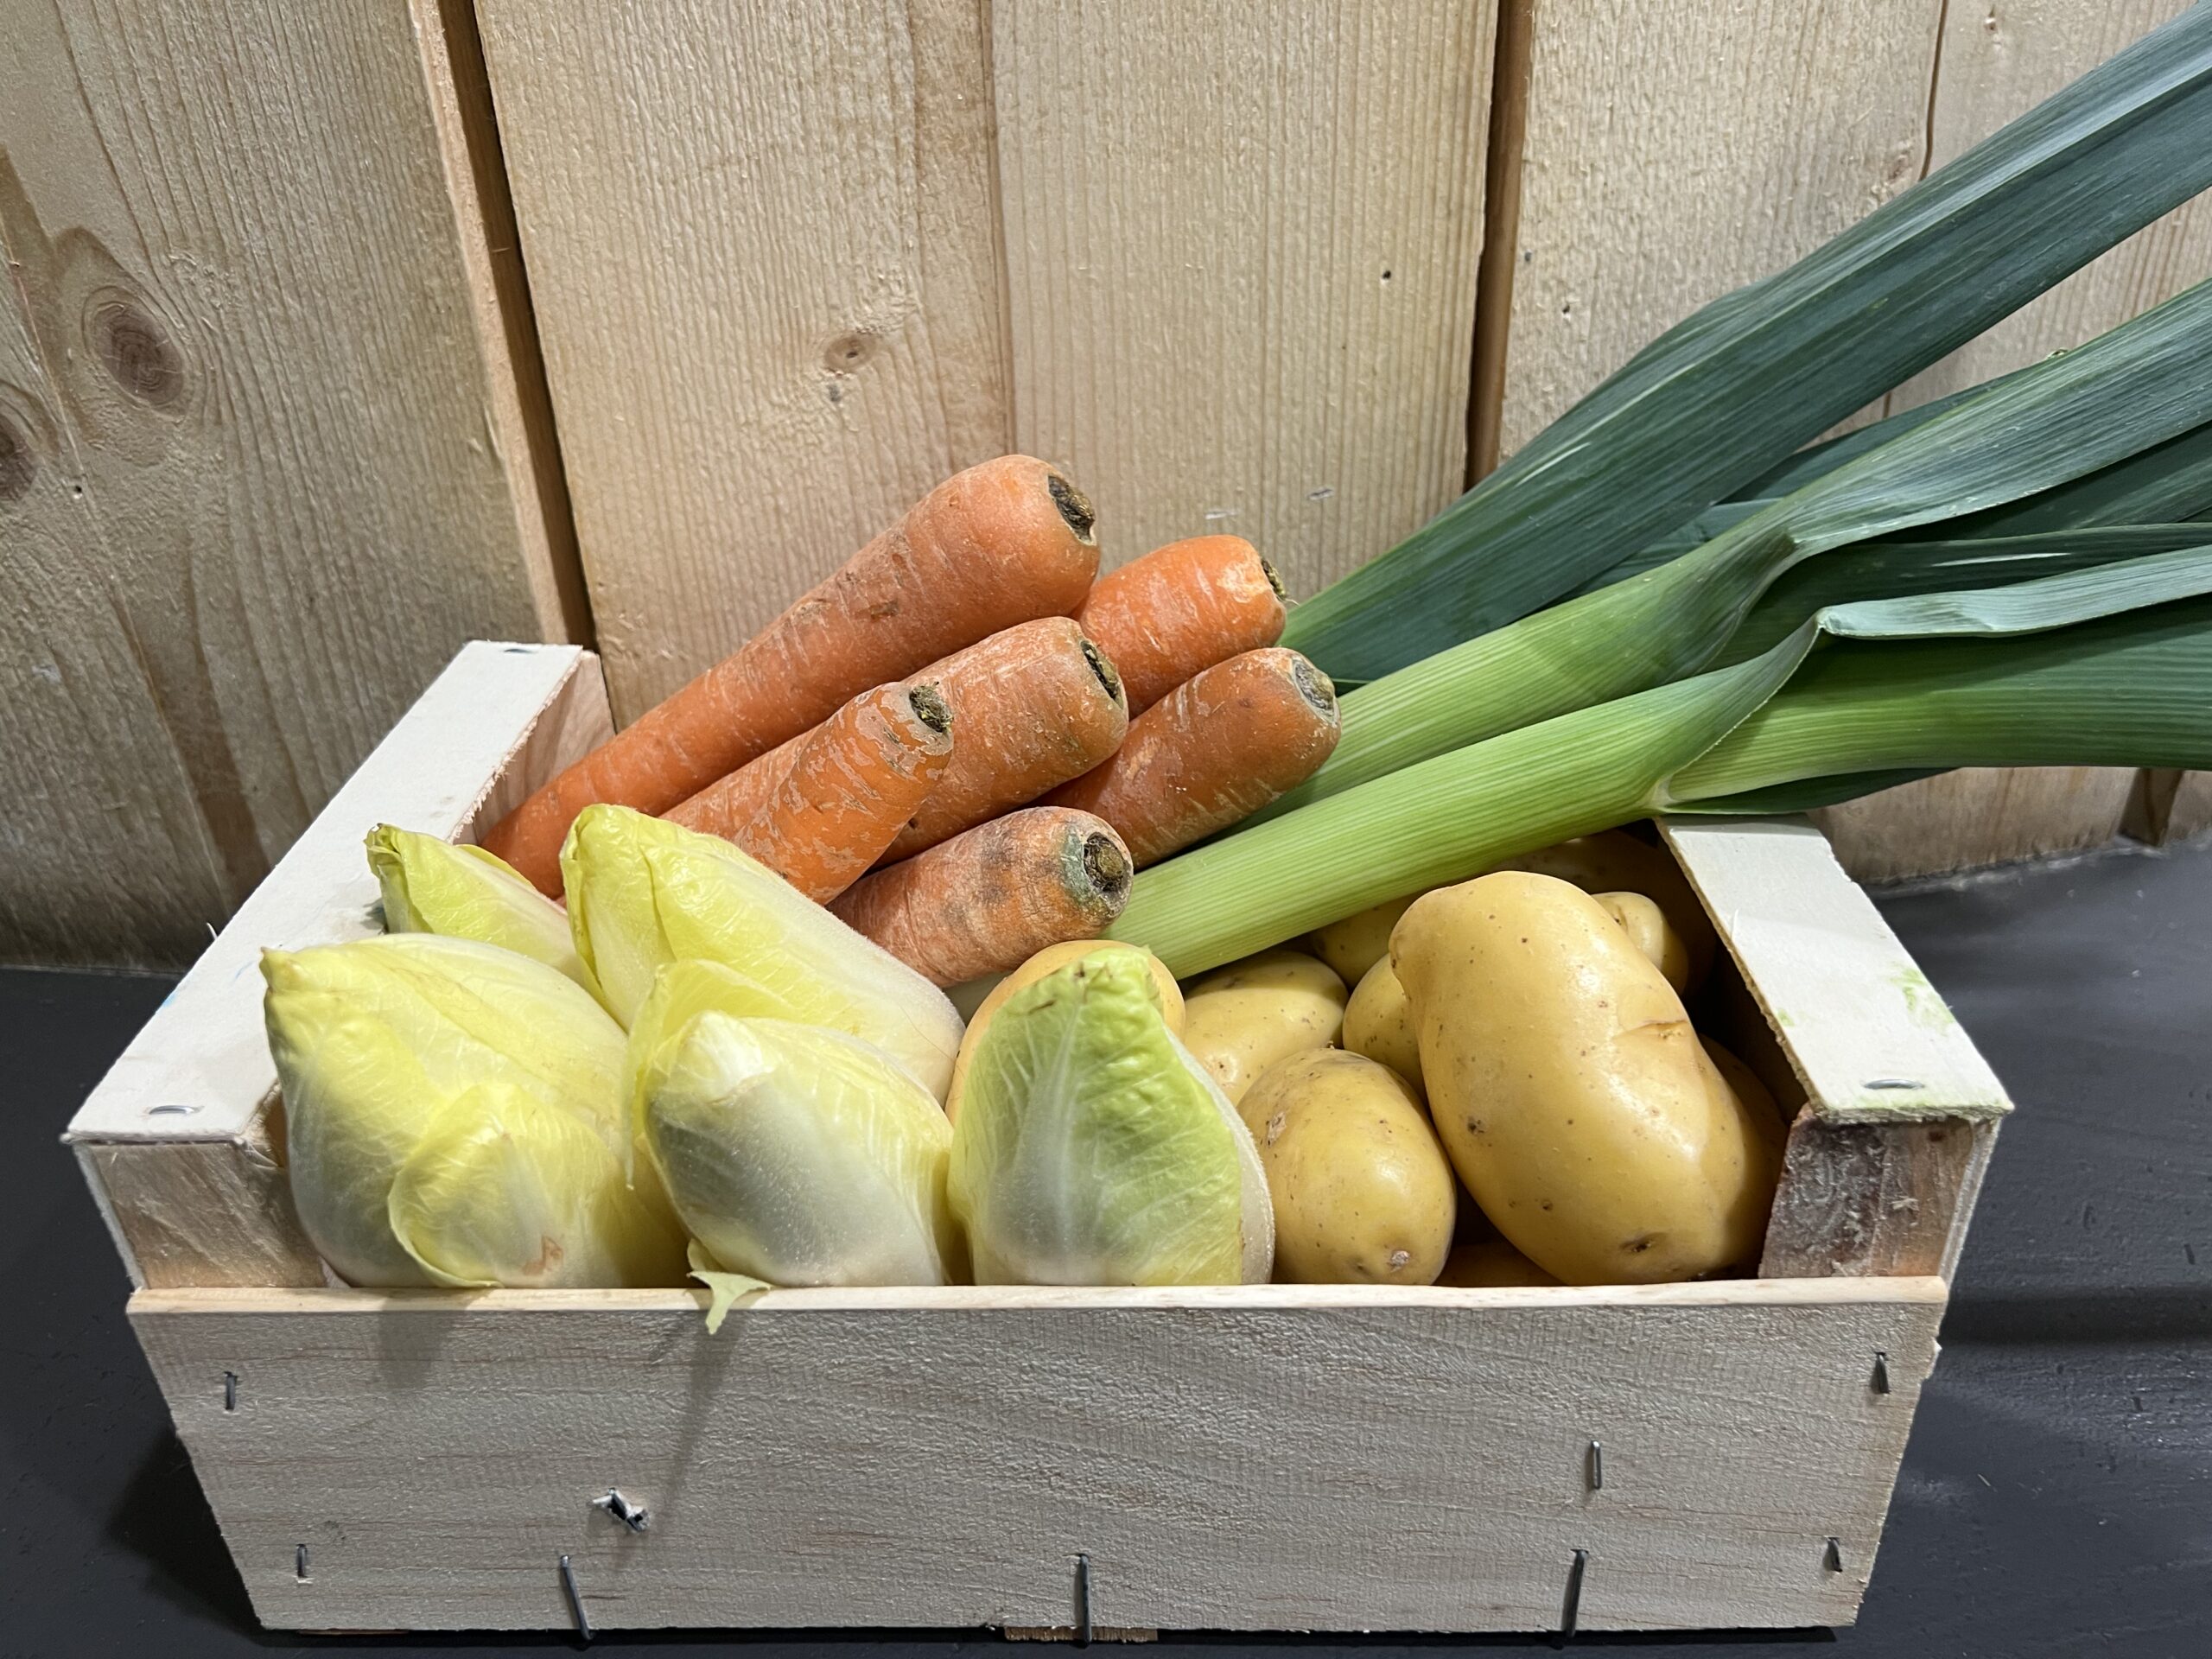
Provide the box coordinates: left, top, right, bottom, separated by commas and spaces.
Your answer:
1179, 948, 1347, 1106
1592, 890, 1691, 994
1434, 1238, 1560, 1288
1342, 957, 1424, 1100
1702, 1035, 1791, 1160
1394, 871, 1780, 1286
946, 941, 1182, 1121
1236, 1048, 1455, 1284
1306, 893, 1421, 985
1491, 830, 1715, 993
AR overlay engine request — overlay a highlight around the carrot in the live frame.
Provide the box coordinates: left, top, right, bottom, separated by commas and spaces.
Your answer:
877, 617, 1128, 863
1075, 535, 1287, 714
660, 726, 807, 839
663, 682, 952, 901
481, 455, 1099, 892
831, 808, 1133, 987
1045, 647, 1339, 867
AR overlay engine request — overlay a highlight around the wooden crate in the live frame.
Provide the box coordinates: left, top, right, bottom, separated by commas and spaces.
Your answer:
67, 642, 2012, 1637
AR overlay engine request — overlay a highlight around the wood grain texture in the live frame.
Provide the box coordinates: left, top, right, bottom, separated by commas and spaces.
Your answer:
2128, 767, 2212, 845
134, 1278, 1944, 1634
76, 1136, 324, 1292
1863, 2, 2212, 877
1490, 0, 1938, 459
1759, 1116, 1999, 1282
1659, 818, 2013, 1124
1885, 0, 2212, 413
994, 0, 1493, 596
474, 0, 1012, 720
67, 644, 608, 1287
1811, 767, 2139, 882
0, 1, 574, 968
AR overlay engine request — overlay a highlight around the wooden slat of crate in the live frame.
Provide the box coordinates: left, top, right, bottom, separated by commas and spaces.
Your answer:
63, 643, 611, 1287
133, 1278, 1945, 1636
1662, 819, 2006, 1281
1660, 821, 2010, 1126
0, 0, 578, 968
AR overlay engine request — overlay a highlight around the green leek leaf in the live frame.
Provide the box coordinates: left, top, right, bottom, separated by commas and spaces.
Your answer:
1116, 549, 2212, 976
1281, 8, 2212, 680
1262, 277, 2212, 822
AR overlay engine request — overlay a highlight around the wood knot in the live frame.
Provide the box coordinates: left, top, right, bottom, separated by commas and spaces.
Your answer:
87, 294, 185, 408
0, 411, 32, 504
821, 330, 878, 374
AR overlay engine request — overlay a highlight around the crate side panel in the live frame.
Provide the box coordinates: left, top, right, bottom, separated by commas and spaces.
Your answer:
1760, 1116, 2001, 1281
79, 1138, 324, 1291
133, 1288, 1942, 1634
67, 643, 600, 1147
1660, 818, 2012, 1124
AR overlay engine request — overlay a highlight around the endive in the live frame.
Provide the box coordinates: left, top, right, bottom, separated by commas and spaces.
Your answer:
639, 1014, 959, 1288
365, 823, 601, 1002
1114, 550, 2212, 976
389, 1082, 685, 1289
950, 952, 1273, 1286
561, 804, 963, 1098
261, 934, 644, 1286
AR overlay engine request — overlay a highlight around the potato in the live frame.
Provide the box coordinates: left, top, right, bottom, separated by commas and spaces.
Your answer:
1307, 893, 1421, 985
1434, 1238, 1560, 1288
1343, 957, 1423, 1100
1592, 890, 1691, 993
947, 941, 1182, 1121
1393, 871, 1780, 1286
1702, 1035, 1790, 1160
1179, 948, 1347, 1106
1236, 1048, 1454, 1284
1491, 830, 1715, 992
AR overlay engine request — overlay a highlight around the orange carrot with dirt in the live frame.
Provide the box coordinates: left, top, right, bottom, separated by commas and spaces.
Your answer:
1045, 647, 1340, 867
831, 808, 1134, 986
480, 455, 1099, 892
877, 617, 1129, 863
660, 725, 808, 838
1075, 535, 1287, 714
666, 682, 953, 901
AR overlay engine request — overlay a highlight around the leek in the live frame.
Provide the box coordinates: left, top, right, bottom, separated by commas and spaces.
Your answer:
1259, 277, 2212, 823
1282, 5, 2212, 681
1114, 551, 2212, 976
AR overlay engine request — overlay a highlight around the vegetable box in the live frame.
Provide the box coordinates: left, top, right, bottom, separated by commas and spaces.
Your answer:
67, 641, 2012, 1638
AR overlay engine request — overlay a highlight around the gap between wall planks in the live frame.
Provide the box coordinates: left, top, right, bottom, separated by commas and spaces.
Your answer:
0, 0, 580, 968
474, 0, 1496, 721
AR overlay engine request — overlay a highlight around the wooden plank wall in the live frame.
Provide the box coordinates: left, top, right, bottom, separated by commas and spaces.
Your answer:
10, 1, 2209, 966
0, 0, 579, 968
1477, 0, 2210, 880
476, 0, 1497, 721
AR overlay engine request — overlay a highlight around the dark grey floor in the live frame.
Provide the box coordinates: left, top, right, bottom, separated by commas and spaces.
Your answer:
7, 838, 2209, 1656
